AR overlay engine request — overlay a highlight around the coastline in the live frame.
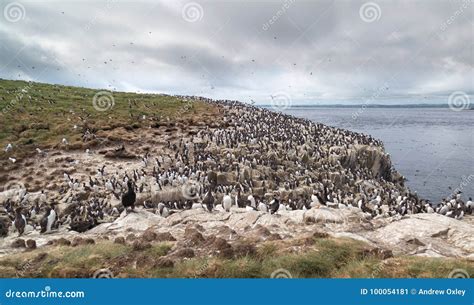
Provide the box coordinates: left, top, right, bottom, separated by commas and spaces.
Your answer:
0, 80, 473, 278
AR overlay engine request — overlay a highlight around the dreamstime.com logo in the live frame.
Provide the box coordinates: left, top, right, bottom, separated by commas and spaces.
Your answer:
448, 91, 470, 112
182, 2, 203, 23
271, 268, 293, 278
448, 269, 470, 279
359, 2, 381, 23
3, 1, 26, 22
1, 181, 26, 202
92, 91, 115, 112
4, 286, 85, 299
270, 92, 292, 111
92, 268, 114, 278
181, 180, 201, 200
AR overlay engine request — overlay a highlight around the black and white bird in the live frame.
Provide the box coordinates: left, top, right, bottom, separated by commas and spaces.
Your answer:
157, 202, 169, 217
222, 193, 232, 212
258, 200, 268, 213
269, 198, 280, 214
121, 181, 136, 213
203, 188, 215, 212
14, 207, 26, 236
40, 206, 56, 233
5, 143, 13, 152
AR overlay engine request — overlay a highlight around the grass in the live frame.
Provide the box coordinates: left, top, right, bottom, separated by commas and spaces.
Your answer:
0, 238, 472, 278
0, 78, 213, 159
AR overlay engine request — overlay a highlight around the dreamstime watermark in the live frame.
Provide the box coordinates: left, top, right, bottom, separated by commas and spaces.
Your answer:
1, 82, 34, 116
181, 180, 201, 200
1, 181, 26, 202
3, 180, 25, 191
448, 91, 470, 112
449, 174, 474, 199
92, 268, 114, 278
16, 259, 32, 278
348, 82, 389, 128
448, 269, 469, 278
270, 92, 292, 111
3, 2, 25, 23
359, 2, 381, 23
270, 268, 292, 278
262, 0, 295, 31
5, 286, 85, 299
176, 98, 195, 116
83, 0, 117, 31
92, 91, 115, 112
439, 0, 473, 32
182, 2, 203, 23
192, 261, 209, 278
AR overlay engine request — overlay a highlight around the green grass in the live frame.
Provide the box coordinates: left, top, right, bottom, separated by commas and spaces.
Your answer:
0, 78, 211, 159
1, 238, 472, 278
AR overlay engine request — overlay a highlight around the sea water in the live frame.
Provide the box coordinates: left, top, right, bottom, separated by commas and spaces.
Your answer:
280, 107, 474, 203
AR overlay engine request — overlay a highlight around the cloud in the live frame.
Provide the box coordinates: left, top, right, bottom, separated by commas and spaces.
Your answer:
0, 0, 472, 104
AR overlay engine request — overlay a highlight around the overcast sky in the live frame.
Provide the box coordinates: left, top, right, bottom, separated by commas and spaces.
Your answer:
0, 0, 472, 104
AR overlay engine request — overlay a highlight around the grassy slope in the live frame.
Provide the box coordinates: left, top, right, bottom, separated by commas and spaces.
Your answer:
0, 79, 210, 159
0, 238, 472, 278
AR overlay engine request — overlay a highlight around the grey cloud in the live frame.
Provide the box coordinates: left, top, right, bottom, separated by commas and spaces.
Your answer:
0, 0, 472, 104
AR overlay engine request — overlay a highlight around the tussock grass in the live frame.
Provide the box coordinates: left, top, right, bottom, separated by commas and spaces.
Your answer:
1, 238, 471, 278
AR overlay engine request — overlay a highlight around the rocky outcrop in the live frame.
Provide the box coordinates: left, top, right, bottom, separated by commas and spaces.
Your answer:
2, 207, 469, 260
341, 146, 395, 182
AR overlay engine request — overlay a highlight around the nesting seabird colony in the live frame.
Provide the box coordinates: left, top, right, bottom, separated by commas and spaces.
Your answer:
1, 98, 472, 238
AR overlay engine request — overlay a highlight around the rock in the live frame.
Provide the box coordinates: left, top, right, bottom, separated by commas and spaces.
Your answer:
132, 240, 151, 251
267, 233, 282, 241
215, 225, 237, 237
364, 213, 474, 257
406, 238, 425, 246
209, 237, 233, 258
233, 240, 257, 257
172, 248, 195, 258
304, 216, 316, 224
26, 239, 37, 249
183, 228, 205, 246
141, 229, 157, 242
11, 239, 26, 248
55, 238, 71, 246
155, 257, 174, 268
71, 237, 95, 247
84, 238, 96, 244
252, 224, 271, 237
156, 232, 176, 242
136, 255, 154, 269
312, 231, 330, 239
114, 237, 126, 244
88, 210, 165, 234
362, 247, 393, 260
123, 233, 136, 242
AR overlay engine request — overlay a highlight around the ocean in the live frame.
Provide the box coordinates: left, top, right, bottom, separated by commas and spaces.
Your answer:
279, 106, 474, 203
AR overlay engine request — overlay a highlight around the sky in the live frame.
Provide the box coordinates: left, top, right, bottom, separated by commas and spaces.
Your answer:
0, 0, 472, 105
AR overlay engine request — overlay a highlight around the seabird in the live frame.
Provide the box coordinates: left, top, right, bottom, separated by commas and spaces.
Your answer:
40, 206, 56, 233
258, 201, 268, 213
269, 198, 279, 214
203, 188, 215, 212
5, 143, 13, 152
222, 193, 232, 212
14, 207, 26, 236
121, 181, 136, 213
